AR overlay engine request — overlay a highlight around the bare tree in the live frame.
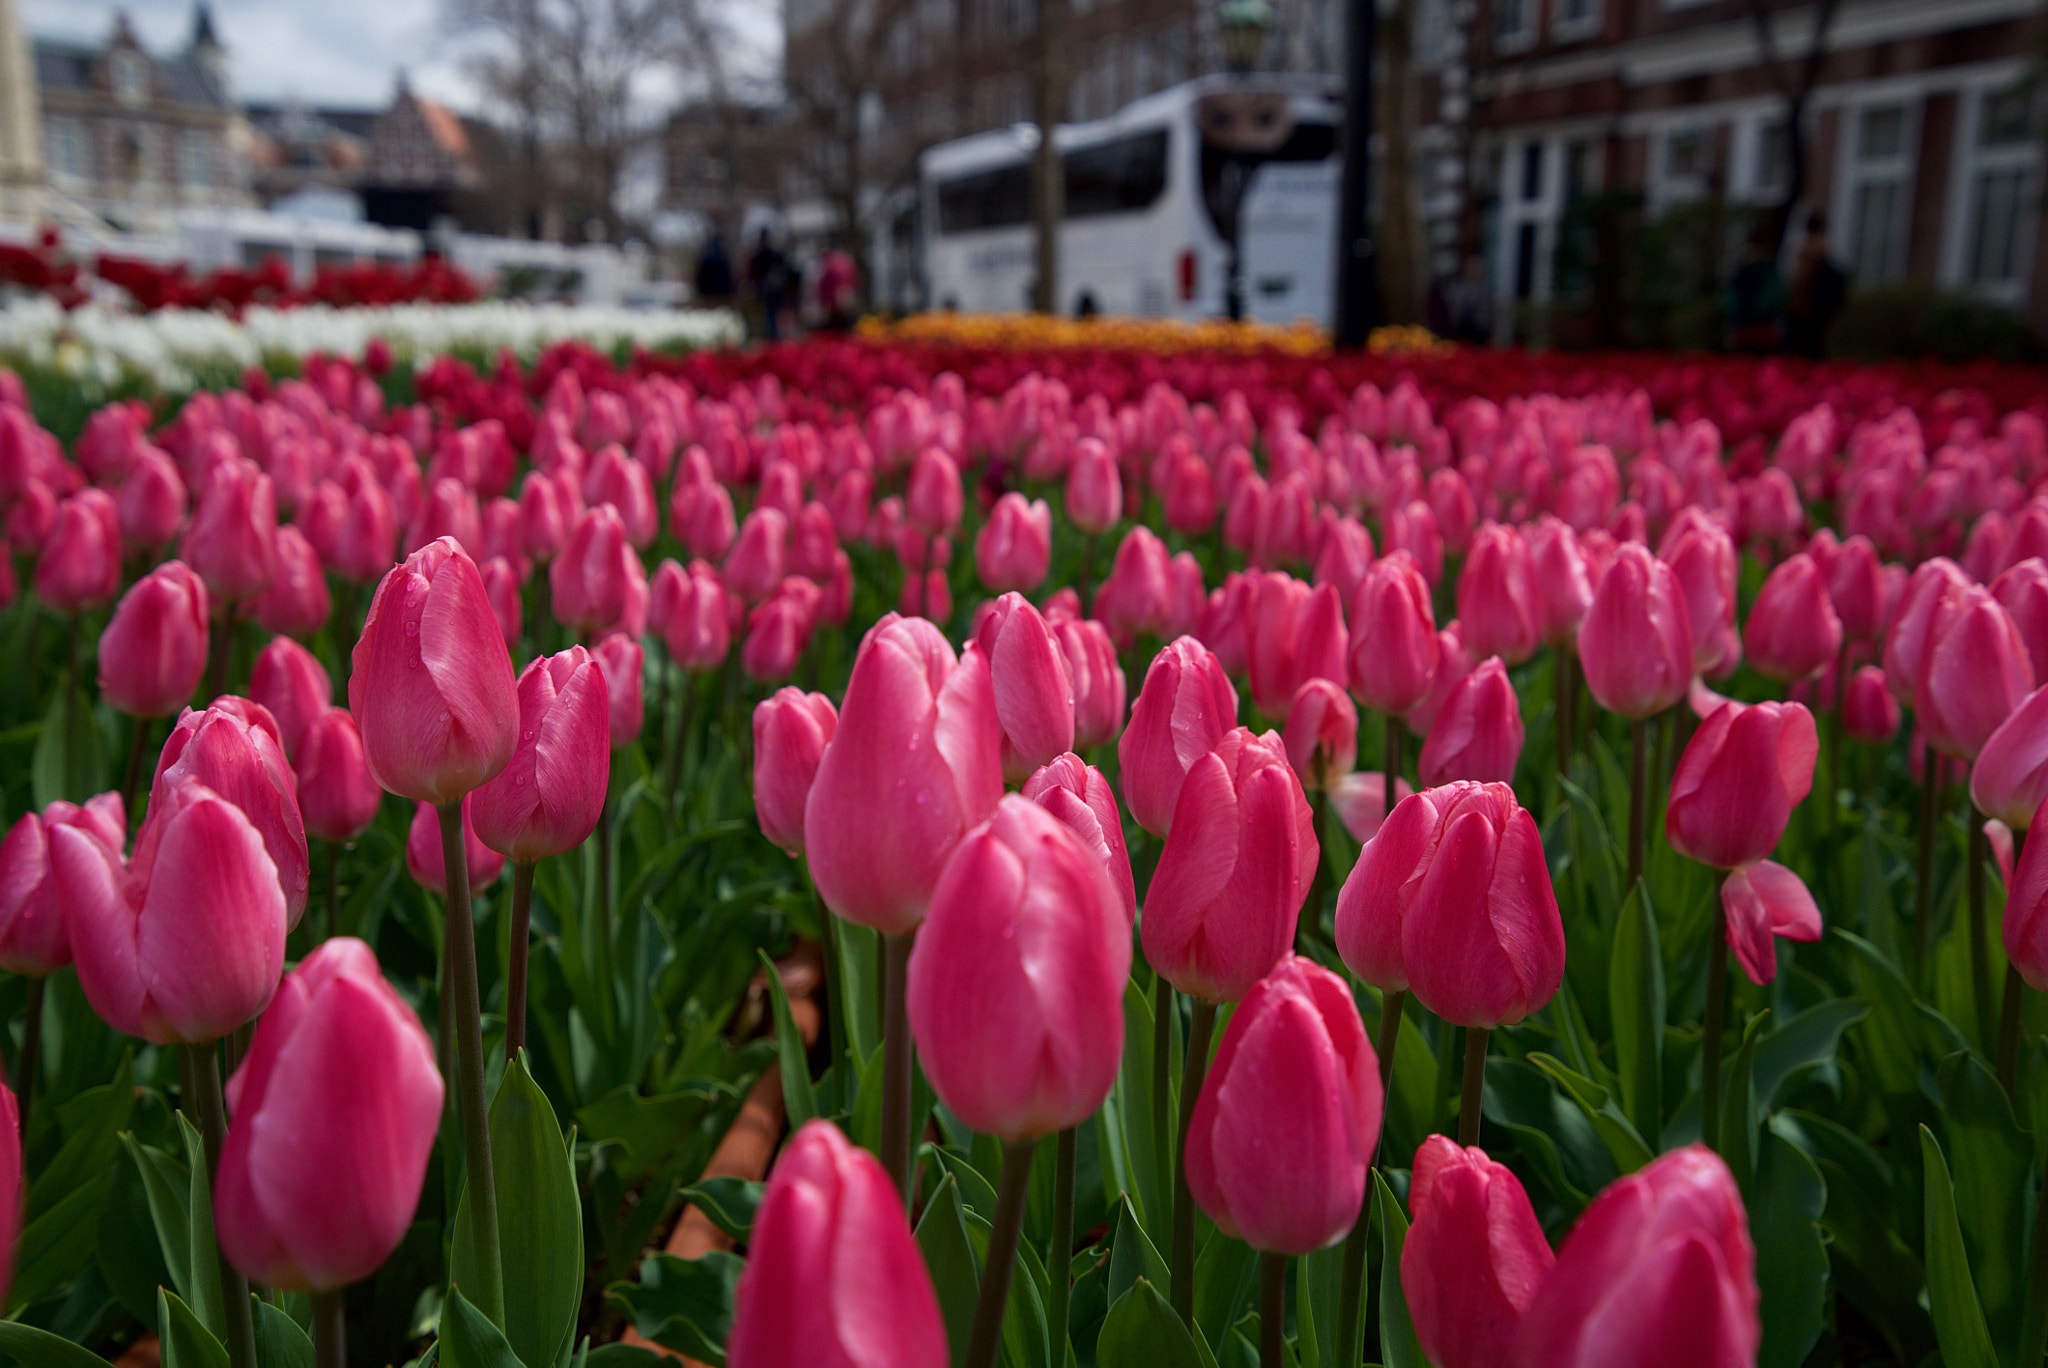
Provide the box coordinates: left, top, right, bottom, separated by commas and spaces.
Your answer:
1745, 0, 1846, 252
1032, 0, 1067, 313
1377, 0, 1425, 322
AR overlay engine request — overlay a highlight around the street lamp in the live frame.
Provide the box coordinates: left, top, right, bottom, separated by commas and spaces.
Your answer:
1218, 0, 1272, 74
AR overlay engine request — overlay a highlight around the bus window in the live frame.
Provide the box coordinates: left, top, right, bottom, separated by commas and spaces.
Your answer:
1063, 128, 1169, 218
937, 161, 1032, 232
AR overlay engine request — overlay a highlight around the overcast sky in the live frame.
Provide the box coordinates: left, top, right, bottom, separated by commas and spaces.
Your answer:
21, 0, 778, 112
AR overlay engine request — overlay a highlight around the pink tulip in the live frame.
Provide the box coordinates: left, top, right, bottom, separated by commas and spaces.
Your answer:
1883, 558, 1971, 711
1054, 615, 1126, 751
975, 492, 1052, 593
1184, 954, 1381, 1254
1347, 550, 1439, 716
1719, 859, 1822, 984
551, 505, 637, 638
214, 938, 442, 1291
1826, 534, 1886, 642
471, 648, 611, 862
185, 459, 278, 603
1119, 636, 1239, 837
1526, 516, 1593, 645
56, 776, 285, 1043
480, 555, 522, 649
407, 477, 482, 560
1511, 1146, 1758, 1368
520, 470, 574, 563
804, 616, 1002, 933
1919, 584, 2034, 760
1407, 623, 1476, 740
1402, 1137, 1555, 1368
1094, 525, 1171, 643
1284, 677, 1358, 791
1971, 683, 2048, 830
725, 1120, 949, 1368
330, 468, 397, 583
248, 635, 332, 761
116, 447, 187, 554
742, 577, 821, 683
586, 446, 658, 548
1841, 665, 1901, 744
593, 632, 645, 747
907, 447, 963, 539
98, 561, 210, 719
1163, 450, 1218, 535
1578, 544, 1693, 720
664, 561, 731, 671
1144, 727, 1317, 1003
146, 699, 310, 925
753, 688, 838, 857
406, 796, 505, 896
908, 796, 1129, 1139
0, 794, 123, 976
1023, 752, 1136, 925
349, 538, 519, 804
671, 478, 737, 563
1992, 557, 2048, 682
1418, 657, 1525, 788
1458, 524, 1541, 667
1744, 553, 1842, 683
1065, 436, 1123, 534
35, 488, 123, 613
0, 1078, 17, 1303
977, 593, 1076, 783
1328, 771, 1412, 843
2005, 809, 2048, 990
1667, 699, 1817, 870
1659, 516, 1741, 678
1334, 780, 1562, 1026
727, 507, 789, 604
293, 708, 383, 843
1312, 514, 1376, 609
249, 525, 331, 638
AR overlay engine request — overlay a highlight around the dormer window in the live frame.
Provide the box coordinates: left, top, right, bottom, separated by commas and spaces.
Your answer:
111, 50, 149, 105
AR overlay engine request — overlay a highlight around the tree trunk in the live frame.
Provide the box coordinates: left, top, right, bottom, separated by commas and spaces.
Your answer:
1032, 0, 1067, 313
1377, 0, 1425, 324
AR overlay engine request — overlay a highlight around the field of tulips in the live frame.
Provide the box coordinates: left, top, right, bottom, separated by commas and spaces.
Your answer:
0, 325, 2046, 1368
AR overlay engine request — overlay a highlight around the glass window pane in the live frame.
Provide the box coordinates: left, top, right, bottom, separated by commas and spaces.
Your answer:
1970, 167, 2025, 283
1980, 89, 2034, 148
1859, 107, 1905, 161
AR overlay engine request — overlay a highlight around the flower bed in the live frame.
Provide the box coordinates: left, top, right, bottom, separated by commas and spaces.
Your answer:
0, 330, 2040, 1368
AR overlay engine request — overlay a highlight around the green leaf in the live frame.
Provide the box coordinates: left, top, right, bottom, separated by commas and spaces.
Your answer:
253, 1297, 316, 1368
1918, 1126, 1999, 1368
914, 1171, 980, 1366
1106, 1195, 1168, 1311
757, 948, 816, 1129
1097, 1278, 1204, 1368
575, 1084, 722, 1185
451, 1051, 585, 1368
439, 1287, 526, 1368
1480, 1058, 1613, 1212
1526, 1054, 1654, 1176
1192, 1222, 1257, 1355
1935, 1051, 2031, 1352
120, 1132, 194, 1307
31, 680, 107, 809
9, 1170, 110, 1311
1717, 1011, 1770, 1194
1609, 880, 1665, 1142
96, 1150, 174, 1322
158, 1288, 229, 1368
833, 916, 881, 1068
580, 1347, 672, 1368
178, 1112, 227, 1340
677, 1177, 764, 1244
1374, 1172, 1426, 1368
27, 1066, 133, 1221
0, 1318, 128, 1368
1752, 1131, 1829, 1368
1752, 999, 1868, 1109
604, 1251, 744, 1368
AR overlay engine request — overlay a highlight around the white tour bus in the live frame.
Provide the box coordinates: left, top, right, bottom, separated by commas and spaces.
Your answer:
916, 75, 1342, 327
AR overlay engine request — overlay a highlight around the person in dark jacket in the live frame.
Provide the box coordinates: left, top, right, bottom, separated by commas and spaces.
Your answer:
1785, 213, 1847, 359
694, 235, 736, 304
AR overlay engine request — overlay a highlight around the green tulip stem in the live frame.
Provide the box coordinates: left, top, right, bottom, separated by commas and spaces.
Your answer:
437, 799, 504, 1328
1458, 1025, 1488, 1147
120, 714, 153, 820
504, 861, 536, 1059
1702, 880, 1730, 1155
1384, 713, 1403, 814
1554, 649, 1575, 779
206, 603, 237, 702
595, 790, 616, 1033
1999, 963, 2028, 1101
1152, 970, 1174, 1231
1337, 987, 1406, 1366
311, 1289, 346, 1368
1047, 1125, 1077, 1359
1913, 764, 1941, 982
15, 975, 42, 1142
663, 673, 695, 813
1301, 790, 1331, 953
1170, 998, 1219, 1325
1626, 716, 1650, 890
324, 840, 341, 941
964, 1137, 1038, 1368
2021, 1145, 2048, 1368
1258, 1251, 1287, 1368
1967, 798, 1996, 1050
183, 1041, 259, 1368
879, 930, 917, 1206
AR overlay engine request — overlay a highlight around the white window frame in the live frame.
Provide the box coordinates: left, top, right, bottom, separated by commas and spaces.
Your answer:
1941, 81, 2041, 306
178, 130, 213, 192
1834, 97, 1920, 285
1736, 113, 1791, 205
43, 118, 88, 186
1491, 0, 1535, 54
1652, 122, 1714, 210
1550, 0, 1601, 44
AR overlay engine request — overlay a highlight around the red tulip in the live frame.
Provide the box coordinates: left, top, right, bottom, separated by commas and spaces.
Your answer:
1418, 656, 1524, 787
753, 688, 838, 857
977, 593, 1076, 784
975, 492, 1052, 593
214, 938, 442, 1291
1185, 954, 1381, 1253
1022, 752, 1136, 925
1841, 665, 1901, 744
1402, 1137, 1555, 1368
1458, 524, 1541, 667
185, 459, 278, 603
1578, 544, 1693, 720
248, 635, 332, 761
908, 795, 1129, 1139
146, 699, 310, 926
1143, 727, 1316, 1003
349, 538, 519, 804
1065, 436, 1123, 534
725, 1120, 949, 1368
293, 708, 383, 843
1284, 677, 1358, 792
1919, 584, 2034, 760
471, 647, 611, 862
1119, 636, 1239, 838
406, 796, 505, 896
1667, 698, 1817, 872
804, 616, 1002, 933
98, 560, 210, 719
0, 794, 123, 976
1511, 1146, 1758, 1368
35, 488, 123, 613
1347, 551, 1439, 716
593, 632, 645, 747
1054, 615, 1126, 751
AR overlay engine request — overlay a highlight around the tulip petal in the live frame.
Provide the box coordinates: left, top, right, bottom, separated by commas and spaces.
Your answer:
50, 824, 152, 1041
1719, 866, 1784, 986
136, 793, 285, 1042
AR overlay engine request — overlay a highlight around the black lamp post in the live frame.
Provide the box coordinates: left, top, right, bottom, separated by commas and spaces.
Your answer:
1333, 0, 1377, 347
1215, 0, 1272, 321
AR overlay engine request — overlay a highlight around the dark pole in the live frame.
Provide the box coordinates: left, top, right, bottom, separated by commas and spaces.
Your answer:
1334, 0, 1378, 347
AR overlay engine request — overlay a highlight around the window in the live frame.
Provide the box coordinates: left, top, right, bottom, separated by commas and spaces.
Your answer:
1066, 129, 1170, 217
1520, 142, 1544, 202
1493, 0, 1530, 48
43, 119, 88, 183
110, 51, 149, 105
1564, 138, 1597, 198
179, 131, 213, 189
1846, 103, 1913, 282
1753, 120, 1789, 200
1961, 87, 2040, 291
1553, 0, 1600, 39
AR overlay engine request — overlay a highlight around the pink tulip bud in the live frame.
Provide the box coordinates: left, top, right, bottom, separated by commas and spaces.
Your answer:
349, 537, 519, 804
1119, 636, 1239, 837
470, 648, 611, 862
753, 688, 837, 857
35, 488, 123, 613
1023, 752, 1136, 925
1249, 573, 1347, 718
1743, 553, 1841, 684
330, 469, 397, 583
213, 937, 441, 1291
1185, 954, 1381, 1253
1402, 1136, 1555, 1368
1991, 557, 2048, 686
1920, 584, 2034, 760
551, 505, 634, 637
1312, 514, 1376, 609
593, 632, 645, 747
977, 592, 1077, 784
6, 479, 54, 556
185, 459, 278, 603
1418, 657, 1525, 788
1458, 524, 1541, 667
1511, 1146, 1758, 1368
1348, 551, 1440, 717
1667, 698, 1817, 870
1971, 682, 2048, 830
294, 708, 382, 843
1826, 534, 1886, 642
1054, 615, 1126, 751
908, 796, 1129, 1139
1328, 771, 1412, 843
145, 698, 310, 927
804, 616, 1002, 933
480, 555, 523, 649
665, 561, 731, 671
586, 447, 658, 549
248, 525, 330, 639
1840, 665, 1900, 745
1284, 678, 1358, 791
1659, 517, 1741, 678
906, 446, 963, 539
726, 506, 789, 605
1526, 516, 1592, 645
406, 796, 505, 896
57, 776, 285, 1044
0, 794, 123, 976
976, 491, 1052, 593
1164, 450, 1218, 535
519, 470, 573, 564
1407, 623, 1474, 739
726, 1120, 949, 1368
117, 447, 187, 554
1144, 727, 1317, 1003
248, 636, 332, 761
1094, 525, 1171, 643
1065, 436, 1123, 534
1720, 858, 1822, 983
1335, 780, 1562, 1026
98, 560, 210, 719
407, 477, 482, 560
2005, 807, 2048, 989
1578, 544, 1693, 720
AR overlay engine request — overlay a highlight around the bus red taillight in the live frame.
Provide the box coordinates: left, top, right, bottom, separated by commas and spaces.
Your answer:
1177, 249, 1197, 302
